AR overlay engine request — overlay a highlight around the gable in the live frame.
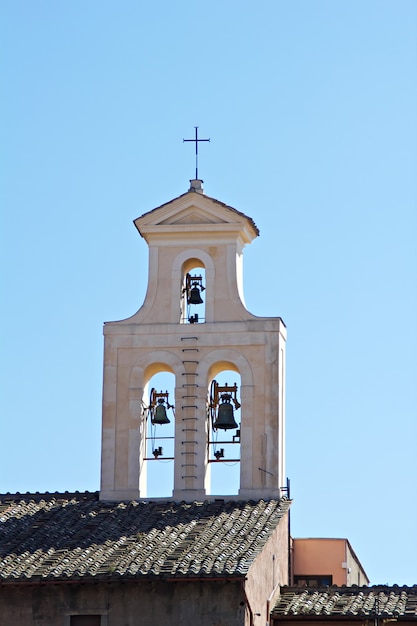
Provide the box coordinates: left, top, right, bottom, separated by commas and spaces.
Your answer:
158, 205, 228, 226
134, 190, 259, 241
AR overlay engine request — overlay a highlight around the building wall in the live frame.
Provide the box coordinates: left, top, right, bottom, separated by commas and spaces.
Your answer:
292, 538, 368, 586
245, 510, 290, 626
0, 580, 246, 626
345, 540, 369, 586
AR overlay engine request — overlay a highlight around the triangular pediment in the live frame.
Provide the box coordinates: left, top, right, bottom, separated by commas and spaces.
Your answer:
134, 189, 259, 242
158, 205, 228, 226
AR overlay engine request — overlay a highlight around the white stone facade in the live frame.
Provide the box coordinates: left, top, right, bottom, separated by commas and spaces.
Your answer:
100, 183, 286, 501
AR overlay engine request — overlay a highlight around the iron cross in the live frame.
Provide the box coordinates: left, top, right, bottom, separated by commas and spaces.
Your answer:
183, 126, 210, 179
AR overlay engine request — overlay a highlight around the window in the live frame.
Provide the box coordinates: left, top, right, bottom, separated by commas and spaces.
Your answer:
70, 617, 101, 626
294, 575, 333, 587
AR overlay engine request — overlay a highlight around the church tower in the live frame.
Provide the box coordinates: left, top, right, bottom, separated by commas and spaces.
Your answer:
100, 179, 287, 502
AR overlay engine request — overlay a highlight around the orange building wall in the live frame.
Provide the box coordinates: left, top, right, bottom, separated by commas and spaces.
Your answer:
292, 538, 369, 586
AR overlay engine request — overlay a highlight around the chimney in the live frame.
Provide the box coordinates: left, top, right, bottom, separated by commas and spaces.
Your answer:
189, 179, 204, 193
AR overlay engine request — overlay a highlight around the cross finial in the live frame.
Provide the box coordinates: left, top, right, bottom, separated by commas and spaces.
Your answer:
183, 126, 210, 179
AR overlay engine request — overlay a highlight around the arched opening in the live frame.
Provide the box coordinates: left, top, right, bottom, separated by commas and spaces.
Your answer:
180, 259, 206, 324
143, 371, 175, 497
207, 368, 241, 495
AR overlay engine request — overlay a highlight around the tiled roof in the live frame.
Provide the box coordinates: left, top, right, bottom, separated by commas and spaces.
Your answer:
271, 586, 417, 619
0, 492, 289, 583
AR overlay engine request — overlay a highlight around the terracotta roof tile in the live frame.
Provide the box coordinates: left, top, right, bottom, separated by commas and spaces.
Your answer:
271, 587, 417, 619
0, 492, 289, 583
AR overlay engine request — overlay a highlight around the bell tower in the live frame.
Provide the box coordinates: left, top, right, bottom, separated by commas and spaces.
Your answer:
100, 179, 286, 502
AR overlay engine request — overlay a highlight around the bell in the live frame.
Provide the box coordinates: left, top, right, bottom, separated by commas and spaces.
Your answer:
152, 399, 170, 425
188, 285, 203, 305
213, 395, 238, 430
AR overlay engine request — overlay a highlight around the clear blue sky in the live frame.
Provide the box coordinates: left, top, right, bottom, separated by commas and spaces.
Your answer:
1, 1, 416, 586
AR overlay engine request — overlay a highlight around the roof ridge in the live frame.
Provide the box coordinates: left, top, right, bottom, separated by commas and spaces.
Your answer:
0, 491, 99, 502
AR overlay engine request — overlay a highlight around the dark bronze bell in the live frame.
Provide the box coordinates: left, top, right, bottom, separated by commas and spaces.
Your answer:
188, 284, 204, 305
152, 399, 170, 425
213, 394, 238, 430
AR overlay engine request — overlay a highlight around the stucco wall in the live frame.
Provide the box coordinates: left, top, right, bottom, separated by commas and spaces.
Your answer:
245, 509, 290, 626
292, 538, 368, 586
293, 538, 345, 584
345, 540, 369, 586
0, 580, 247, 626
